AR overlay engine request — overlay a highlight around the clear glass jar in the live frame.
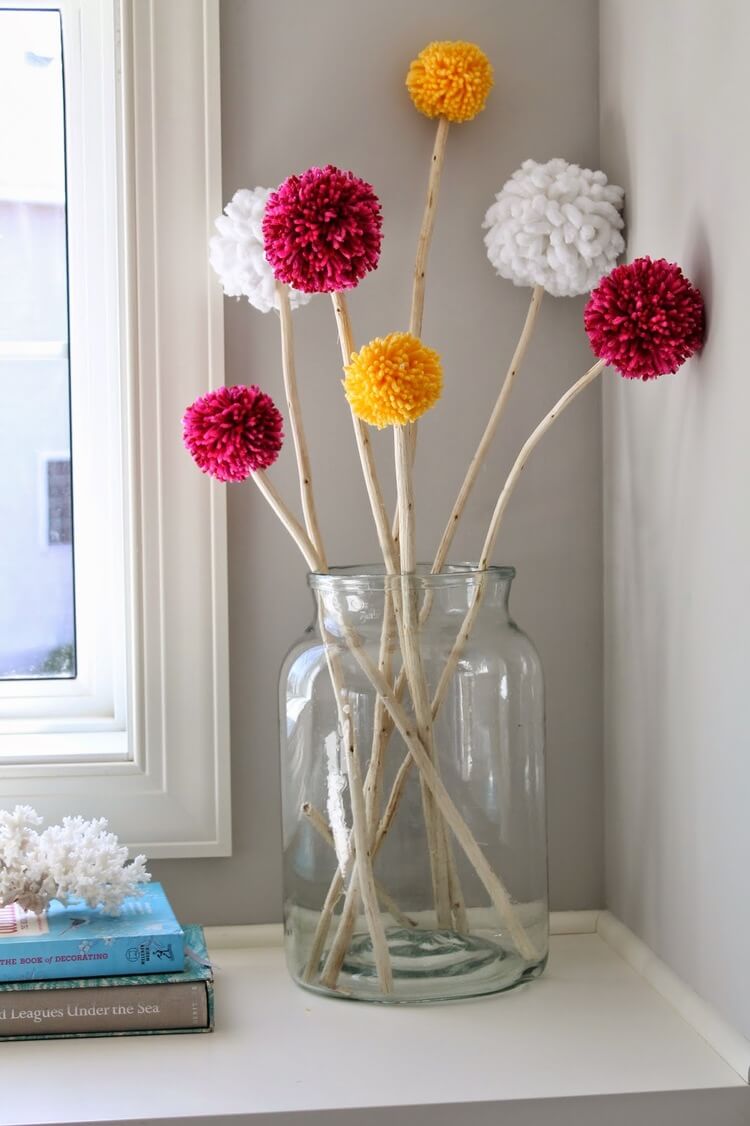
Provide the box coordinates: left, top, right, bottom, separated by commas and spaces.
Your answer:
279, 565, 548, 1003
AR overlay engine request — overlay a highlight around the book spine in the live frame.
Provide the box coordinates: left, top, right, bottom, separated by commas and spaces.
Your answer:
0, 933, 185, 982
0, 980, 211, 1039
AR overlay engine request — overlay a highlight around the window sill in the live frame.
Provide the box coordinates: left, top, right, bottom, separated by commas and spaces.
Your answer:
3, 912, 748, 1126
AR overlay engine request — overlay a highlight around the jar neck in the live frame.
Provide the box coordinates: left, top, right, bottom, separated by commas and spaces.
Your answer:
309, 564, 515, 635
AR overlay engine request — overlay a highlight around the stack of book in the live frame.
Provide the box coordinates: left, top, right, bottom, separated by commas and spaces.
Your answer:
0, 883, 213, 1040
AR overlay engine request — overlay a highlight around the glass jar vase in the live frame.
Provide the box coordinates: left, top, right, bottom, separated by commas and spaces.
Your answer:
279, 564, 548, 1003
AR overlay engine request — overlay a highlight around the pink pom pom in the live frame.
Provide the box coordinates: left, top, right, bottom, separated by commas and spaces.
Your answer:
584, 257, 705, 380
262, 165, 383, 294
183, 385, 284, 482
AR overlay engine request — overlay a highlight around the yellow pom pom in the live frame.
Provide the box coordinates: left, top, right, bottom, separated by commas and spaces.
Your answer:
406, 41, 494, 123
344, 333, 443, 429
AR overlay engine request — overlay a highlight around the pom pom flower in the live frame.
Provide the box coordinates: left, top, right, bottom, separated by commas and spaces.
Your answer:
209, 188, 311, 314
344, 332, 442, 428
483, 158, 625, 297
183, 385, 284, 482
406, 41, 493, 123
262, 166, 383, 294
584, 257, 705, 380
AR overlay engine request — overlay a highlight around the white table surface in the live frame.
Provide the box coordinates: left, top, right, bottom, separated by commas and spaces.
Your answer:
2, 932, 745, 1126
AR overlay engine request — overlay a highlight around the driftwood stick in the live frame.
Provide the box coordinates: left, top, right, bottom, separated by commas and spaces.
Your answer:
399, 114, 452, 530
373, 750, 412, 855
431, 359, 607, 715
362, 289, 547, 889
313, 331, 594, 959
302, 803, 417, 930
303, 868, 345, 983
364, 588, 396, 830
302, 800, 341, 853
276, 283, 327, 566
325, 657, 392, 992
344, 636, 538, 961
320, 872, 361, 988
395, 427, 452, 925
479, 358, 606, 567
410, 114, 450, 340
332, 292, 398, 573
314, 290, 399, 983
432, 285, 544, 573
254, 447, 542, 969
252, 476, 392, 990
372, 357, 608, 870
253, 472, 320, 572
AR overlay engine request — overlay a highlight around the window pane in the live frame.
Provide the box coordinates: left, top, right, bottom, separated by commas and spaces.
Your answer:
0, 9, 76, 679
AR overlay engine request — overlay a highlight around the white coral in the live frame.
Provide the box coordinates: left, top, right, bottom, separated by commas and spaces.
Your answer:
483, 158, 625, 297
209, 187, 311, 314
0, 806, 150, 915
325, 738, 351, 876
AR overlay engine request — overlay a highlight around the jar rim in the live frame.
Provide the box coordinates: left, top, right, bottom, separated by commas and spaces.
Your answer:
308, 562, 516, 592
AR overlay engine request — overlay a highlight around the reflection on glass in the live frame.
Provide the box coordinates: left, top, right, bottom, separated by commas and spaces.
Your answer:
0, 9, 76, 679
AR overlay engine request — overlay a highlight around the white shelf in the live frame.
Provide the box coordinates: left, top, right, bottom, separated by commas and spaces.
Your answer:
3, 917, 748, 1126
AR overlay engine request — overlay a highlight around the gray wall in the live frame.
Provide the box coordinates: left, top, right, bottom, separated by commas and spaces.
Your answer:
153, 0, 603, 922
601, 0, 750, 1037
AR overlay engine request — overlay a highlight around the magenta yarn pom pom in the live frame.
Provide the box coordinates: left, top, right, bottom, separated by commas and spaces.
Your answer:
262, 165, 383, 293
584, 257, 704, 380
183, 385, 284, 482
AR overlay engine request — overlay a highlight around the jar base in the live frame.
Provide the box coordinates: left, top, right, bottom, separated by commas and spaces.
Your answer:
297, 926, 547, 1004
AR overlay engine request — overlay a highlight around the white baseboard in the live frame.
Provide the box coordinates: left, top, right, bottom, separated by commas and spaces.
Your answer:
596, 910, 750, 1084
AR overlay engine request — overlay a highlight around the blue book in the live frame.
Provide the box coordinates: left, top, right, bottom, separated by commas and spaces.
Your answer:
0, 883, 183, 982
0, 924, 212, 1039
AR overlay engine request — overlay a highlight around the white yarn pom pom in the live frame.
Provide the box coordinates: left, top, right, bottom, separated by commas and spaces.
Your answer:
209, 187, 312, 314
483, 158, 625, 297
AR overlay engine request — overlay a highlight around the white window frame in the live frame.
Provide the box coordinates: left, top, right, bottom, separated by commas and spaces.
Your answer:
0, 0, 231, 857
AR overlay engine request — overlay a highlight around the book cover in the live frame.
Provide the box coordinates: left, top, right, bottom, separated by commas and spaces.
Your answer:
0, 882, 184, 982
0, 924, 213, 1040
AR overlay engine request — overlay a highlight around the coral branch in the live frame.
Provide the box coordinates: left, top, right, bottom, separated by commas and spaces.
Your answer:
0, 807, 149, 916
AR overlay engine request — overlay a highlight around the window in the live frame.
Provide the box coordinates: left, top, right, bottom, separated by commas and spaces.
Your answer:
0, 9, 75, 681
0, 0, 230, 857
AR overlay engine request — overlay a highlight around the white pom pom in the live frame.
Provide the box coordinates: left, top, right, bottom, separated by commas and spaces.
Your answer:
209, 187, 312, 314
483, 158, 625, 297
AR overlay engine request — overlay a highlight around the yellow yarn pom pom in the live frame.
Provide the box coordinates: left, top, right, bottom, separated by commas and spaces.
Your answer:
406, 41, 494, 123
344, 333, 443, 429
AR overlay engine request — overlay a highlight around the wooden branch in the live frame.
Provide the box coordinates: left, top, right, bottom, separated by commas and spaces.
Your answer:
276, 283, 327, 566
344, 635, 538, 961
331, 292, 398, 573
478, 358, 607, 568
363, 589, 396, 830
303, 868, 345, 983
410, 115, 450, 339
432, 285, 544, 573
399, 116, 451, 526
430, 358, 607, 718
253, 472, 321, 572
302, 803, 417, 930
395, 426, 452, 924
252, 471, 392, 990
